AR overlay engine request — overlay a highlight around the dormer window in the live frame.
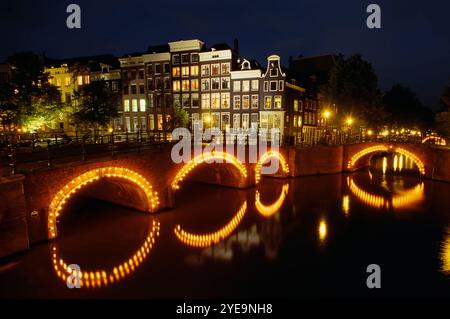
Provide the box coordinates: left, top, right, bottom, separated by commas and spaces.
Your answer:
270, 69, 278, 77
241, 60, 251, 70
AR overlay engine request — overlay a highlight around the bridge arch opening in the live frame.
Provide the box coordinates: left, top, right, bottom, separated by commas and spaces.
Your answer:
47, 167, 159, 239
255, 151, 290, 184
347, 145, 425, 175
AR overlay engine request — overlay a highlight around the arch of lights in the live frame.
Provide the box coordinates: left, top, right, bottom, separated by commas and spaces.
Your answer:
171, 151, 248, 190
347, 145, 425, 175
422, 136, 447, 146
255, 183, 289, 217
51, 221, 160, 288
47, 167, 160, 239
347, 176, 424, 210
255, 151, 290, 184
174, 201, 247, 248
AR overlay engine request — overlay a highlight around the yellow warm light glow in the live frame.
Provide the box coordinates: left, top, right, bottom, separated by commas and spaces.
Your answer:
395, 147, 425, 175
422, 136, 447, 146
52, 221, 160, 288
382, 157, 388, 175
255, 151, 290, 184
347, 177, 424, 210
441, 230, 450, 274
323, 110, 331, 119
342, 195, 350, 216
346, 117, 354, 126
255, 184, 289, 217
367, 130, 373, 136
319, 220, 327, 242
47, 167, 159, 239
171, 151, 247, 190
174, 201, 247, 248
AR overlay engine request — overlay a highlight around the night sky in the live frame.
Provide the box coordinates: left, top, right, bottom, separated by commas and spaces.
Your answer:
1, 0, 449, 110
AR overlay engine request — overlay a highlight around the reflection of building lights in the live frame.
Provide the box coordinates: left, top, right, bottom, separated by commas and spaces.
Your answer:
342, 195, 350, 216
422, 136, 446, 146
52, 221, 160, 288
398, 155, 404, 172
319, 220, 327, 242
255, 184, 289, 217
47, 167, 159, 239
382, 157, 388, 175
174, 201, 247, 248
395, 147, 425, 175
255, 151, 290, 184
171, 151, 247, 190
347, 177, 424, 210
440, 229, 450, 274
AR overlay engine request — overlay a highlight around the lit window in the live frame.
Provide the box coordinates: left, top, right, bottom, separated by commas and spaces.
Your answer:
294, 99, 298, 112
221, 63, 230, 75
191, 79, 199, 91
139, 99, 146, 112
148, 114, 155, 130
202, 94, 210, 109
181, 66, 189, 77
201, 65, 210, 76
221, 93, 230, 109
251, 80, 259, 91
190, 65, 199, 76
242, 114, 249, 129
243, 95, 250, 109
221, 77, 230, 90
182, 80, 190, 91
211, 93, 220, 109
274, 96, 282, 109
293, 115, 298, 127
251, 95, 259, 109
65, 77, 71, 86
172, 67, 181, 77
242, 81, 250, 92
124, 100, 130, 112
233, 96, 241, 109
77, 76, 83, 85
83, 75, 90, 84
233, 81, 241, 92
211, 64, 220, 76
173, 80, 181, 92
264, 96, 272, 109
157, 114, 163, 130
201, 79, 210, 91
132, 99, 138, 112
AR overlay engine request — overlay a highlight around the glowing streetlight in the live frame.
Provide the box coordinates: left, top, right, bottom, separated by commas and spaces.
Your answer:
323, 110, 331, 119
367, 130, 373, 136
108, 128, 114, 133
346, 117, 354, 126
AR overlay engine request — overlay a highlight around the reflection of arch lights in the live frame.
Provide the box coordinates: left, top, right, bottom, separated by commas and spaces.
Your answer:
174, 201, 247, 248
47, 167, 159, 239
440, 229, 450, 274
171, 151, 247, 190
51, 221, 160, 288
255, 151, 290, 184
347, 145, 425, 175
347, 177, 424, 209
255, 184, 289, 217
422, 136, 446, 146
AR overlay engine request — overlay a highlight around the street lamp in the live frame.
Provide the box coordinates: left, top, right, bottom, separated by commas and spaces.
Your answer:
346, 117, 354, 126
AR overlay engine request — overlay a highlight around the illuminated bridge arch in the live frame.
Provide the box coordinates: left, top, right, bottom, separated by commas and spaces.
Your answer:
347, 145, 425, 175
422, 136, 446, 146
255, 151, 290, 184
171, 151, 248, 190
47, 167, 160, 239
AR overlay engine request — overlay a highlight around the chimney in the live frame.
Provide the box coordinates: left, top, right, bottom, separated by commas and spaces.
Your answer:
233, 38, 239, 54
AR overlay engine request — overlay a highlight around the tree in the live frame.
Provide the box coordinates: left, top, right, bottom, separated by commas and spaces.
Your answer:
71, 80, 119, 130
383, 84, 434, 129
322, 54, 386, 126
170, 104, 190, 129
0, 81, 18, 131
435, 110, 450, 138
440, 86, 450, 111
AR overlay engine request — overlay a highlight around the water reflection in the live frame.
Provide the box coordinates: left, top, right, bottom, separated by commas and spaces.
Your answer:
51, 221, 160, 288
318, 219, 327, 244
255, 183, 289, 218
441, 228, 450, 275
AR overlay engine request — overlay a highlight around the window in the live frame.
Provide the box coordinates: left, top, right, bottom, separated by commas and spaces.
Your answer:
233, 96, 241, 109
139, 99, 146, 112
202, 94, 210, 109
148, 94, 154, 108
148, 114, 155, 130
211, 93, 220, 109
182, 94, 190, 108
191, 113, 200, 130
279, 80, 284, 91
191, 79, 199, 91
164, 93, 171, 107
190, 65, 199, 76
164, 77, 170, 90
125, 117, 131, 131
132, 99, 138, 112
124, 85, 129, 95
233, 114, 240, 128
173, 94, 181, 108
202, 113, 211, 127
242, 114, 249, 129
124, 100, 130, 112
191, 93, 199, 108
131, 85, 137, 94
155, 94, 162, 108
221, 63, 230, 75
221, 77, 230, 90
191, 53, 199, 63
299, 100, 303, 112
251, 113, 258, 128
155, 64, 161, 74
251, 95, 259, 109
131, 71, 137, 80
297, 115, 302, 127
77, 76, 83, 86
201, 65, 210, 76
294, 99, 299, 112
147, 64, 153, 75
211, 112, 220, 128
270, 68, 278, 77
65, 92, 71, 104
163, 63, 170, 74
181, 66, 189, 77
141, 117, 147, 130
139, 70, 144, 79
201, 79, 210, 91
270, 81, 277, 91
242, 80, 250, 92
221, 113, 230, 130
181, 54, 189, 64
264, 96, 272, 109
155, 78, 163, 90
264, 81, 269, 92
65, 77, 71, 86
293, 115, 298, 127
211, 64, 220, 76
221, 93, 230, 109
122, 71, 128, 80
147, 79, 154, 90
274, 96, 282, 109
173, 80, 181, 92
172, 54, 180, 65
157, 114, 163, 130
242, 95, 250, 109
172, 67, 180, 77
211, 78, 220, 90
83, 75, 90, 84
251, 80, 259, 91
233, 81, 241, 92
181, 80, 189, 92
139, 84, 145, 94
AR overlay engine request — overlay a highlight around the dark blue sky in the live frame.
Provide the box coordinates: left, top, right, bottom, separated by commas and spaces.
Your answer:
2, 0, 449, 110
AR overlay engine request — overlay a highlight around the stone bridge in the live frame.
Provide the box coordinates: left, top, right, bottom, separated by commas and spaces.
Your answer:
0, 141, 449, 258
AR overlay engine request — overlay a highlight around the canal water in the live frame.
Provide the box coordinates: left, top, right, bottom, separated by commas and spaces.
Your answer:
1, 154, 450, 298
